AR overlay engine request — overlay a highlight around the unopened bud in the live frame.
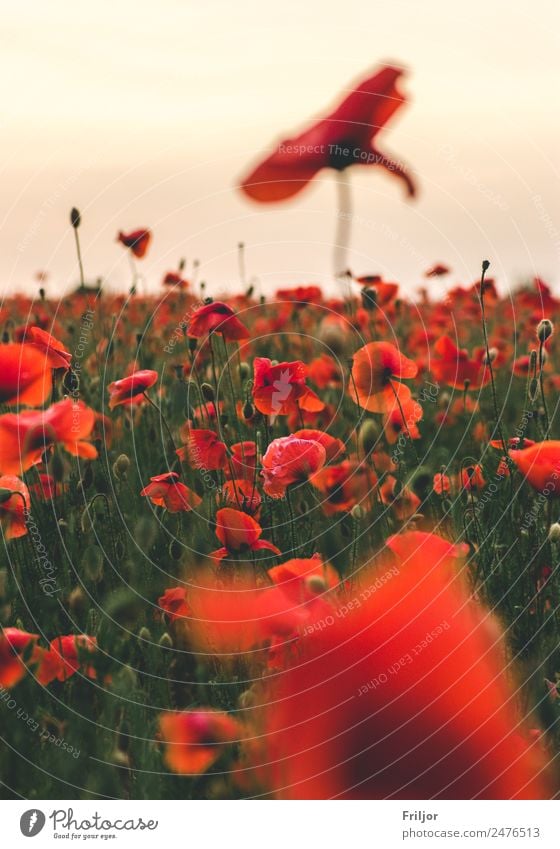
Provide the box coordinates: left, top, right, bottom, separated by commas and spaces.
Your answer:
137, 626, 152, 644
358, 419, 380, 455
70, 207, 81, 228
351, 504, 365, 521
481, 259, 490, 273
242, 401, 254, 420
112, 453, 130, 480
537, 319, 553, 343
0, 488, 13, 504
201, 382, 215, 402
158, 632, 173, 648
238, 361, 250, 381
529, 377, 539, 402
306, 575, 327, 595
549, 522, 560, 542
483, 347, 498, 364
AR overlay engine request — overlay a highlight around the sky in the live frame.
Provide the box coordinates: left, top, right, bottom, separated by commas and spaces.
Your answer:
0, 0, 559, 299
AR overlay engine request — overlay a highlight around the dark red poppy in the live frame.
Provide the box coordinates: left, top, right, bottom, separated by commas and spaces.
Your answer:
159, 709, 242, 774
239, 65, 416, 202
0, 475, 30, 540
431, 336, 490, 390
176, 428, 227, 471
187, 302, 249, 341
24, 326, 72, 369
158, 587, 191, 623
45, 635, 97, 682
162, 271, 189, 289
210, 507, 280, 561
117, 229, 152, 259
350, 342, 417, 413
425, 263, 450, 277
0, 628, 38, 687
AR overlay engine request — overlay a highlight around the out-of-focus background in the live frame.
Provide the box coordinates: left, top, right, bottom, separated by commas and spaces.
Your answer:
0, 0, 558, 297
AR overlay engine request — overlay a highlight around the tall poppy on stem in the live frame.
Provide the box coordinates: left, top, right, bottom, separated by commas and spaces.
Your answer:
239, 65, 416, 276
210, 507, 280, 561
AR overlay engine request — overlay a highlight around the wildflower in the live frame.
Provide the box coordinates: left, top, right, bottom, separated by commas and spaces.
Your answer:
159, 710, 242, 774
293, 428, 345, 462
0, 628, 38, 688
349, 341, 417, 413
43, 635, 97, 682
507, 441, 560, 495
107, 369, 158, 409
0, 475, 30, 540
117, 228, 152, 258
187, 301, 249, 341
158, 587, 191, 623
24, 326, 72, 369
537, 319, 553, 343
0, 343, 53, 406
433, 472, 451, 495
210, 507, 280, 561
0, 399, 97, 475
253, 357, 324, 416
141, 472, 202, 512
431, 336, 490, 390
239, 65, 416, 202
261, 436, 326, 498
268, 554, 339, 601
176, 428, 227, 471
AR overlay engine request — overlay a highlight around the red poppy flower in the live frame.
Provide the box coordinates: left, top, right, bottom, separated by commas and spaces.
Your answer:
45, 635, 97, 682
162, 271, 189, 290
159, 709, 242, 774
461, 464, 486, 492
210, 507, 280, 561
382, 396, 423, 444
117, 228, 152, 259
0, 399, 97, 475
268, 554, 339, 601
158, 587, 191, 623
261, 436, 326, 498
29, 473, 66, 501
431, 336, 490, 390
220, 479, 262, 516
0, 475, 30, 540
0, 627, 38, 688
228, 441, 258, 481
425, 263, 450, 277
239, 65, 416, 202
293, 429, 345, 462
310, 458, 377, 515
187, 301, 249, 341
141, 472, 202, 513
24, 326, 72, 369
350, 342, 417, 413
176, 428, 227, 471
108, 369, 158, 410
308, 354, 341, 389
433, 472, 451, 495
507, 441, 560, 496
387, 530, 469, 563
252, 534, 551, 799
379, 475, 421, 520
253, 358, 324, 416
0, 343, 53, 406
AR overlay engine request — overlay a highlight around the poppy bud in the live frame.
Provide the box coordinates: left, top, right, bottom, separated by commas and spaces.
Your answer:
548, 522, 560, 542
203, 296, 214, 305
50, 451, 66, 483
358, 419, 380, 455
529, 377, 539, 402
188, 337, 198, 352
70, 207, 81, 229
82, 547, 104, 582
537, 319, 553, 343
0, 488, 14, 504
68, 587, 87, 614
158, 632, 173, 648
138, 626, 152, 644
483, 347, 498, 365
112, 453, 130, 480
178, 257, 186, 272
238, 362, 250, 381
242, 401, 254, 420
201, 382, 215, 402
168, 539, 182, 560
246, 285, 254, 298
482, 259, 490, 273
361, 288, 377, 311
529, 350, 538, 373
39, 287, 46, 301
351, 504, 365, 521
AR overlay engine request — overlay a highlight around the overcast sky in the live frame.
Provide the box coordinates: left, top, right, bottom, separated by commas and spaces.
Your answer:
1, 0, 559, 299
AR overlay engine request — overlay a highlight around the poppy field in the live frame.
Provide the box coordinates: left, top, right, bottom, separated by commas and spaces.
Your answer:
2, 65, 560, 802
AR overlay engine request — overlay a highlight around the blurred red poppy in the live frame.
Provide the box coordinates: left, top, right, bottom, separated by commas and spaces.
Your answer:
268, 554, 339, 601
507, 441, 560, 495
117, 229, 152, 259
0, 628, 38, 687
0, 475, 30, 540
239, 65, 416, 202
0, 399, 97, 475
252, 533, 551, 799
45, 635, 97, 682
293, 428, 345, 462
141, 472, 202, 512
25, 326, 72, 369
108, 369, 158, 409
158, 587, 191, 623
431, 336, 490, 390
425, 263, 450, 277
382, 396, 423, 444
187, 302, 249, 341
159, 709, 242, 774
0, 343, 53, 406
